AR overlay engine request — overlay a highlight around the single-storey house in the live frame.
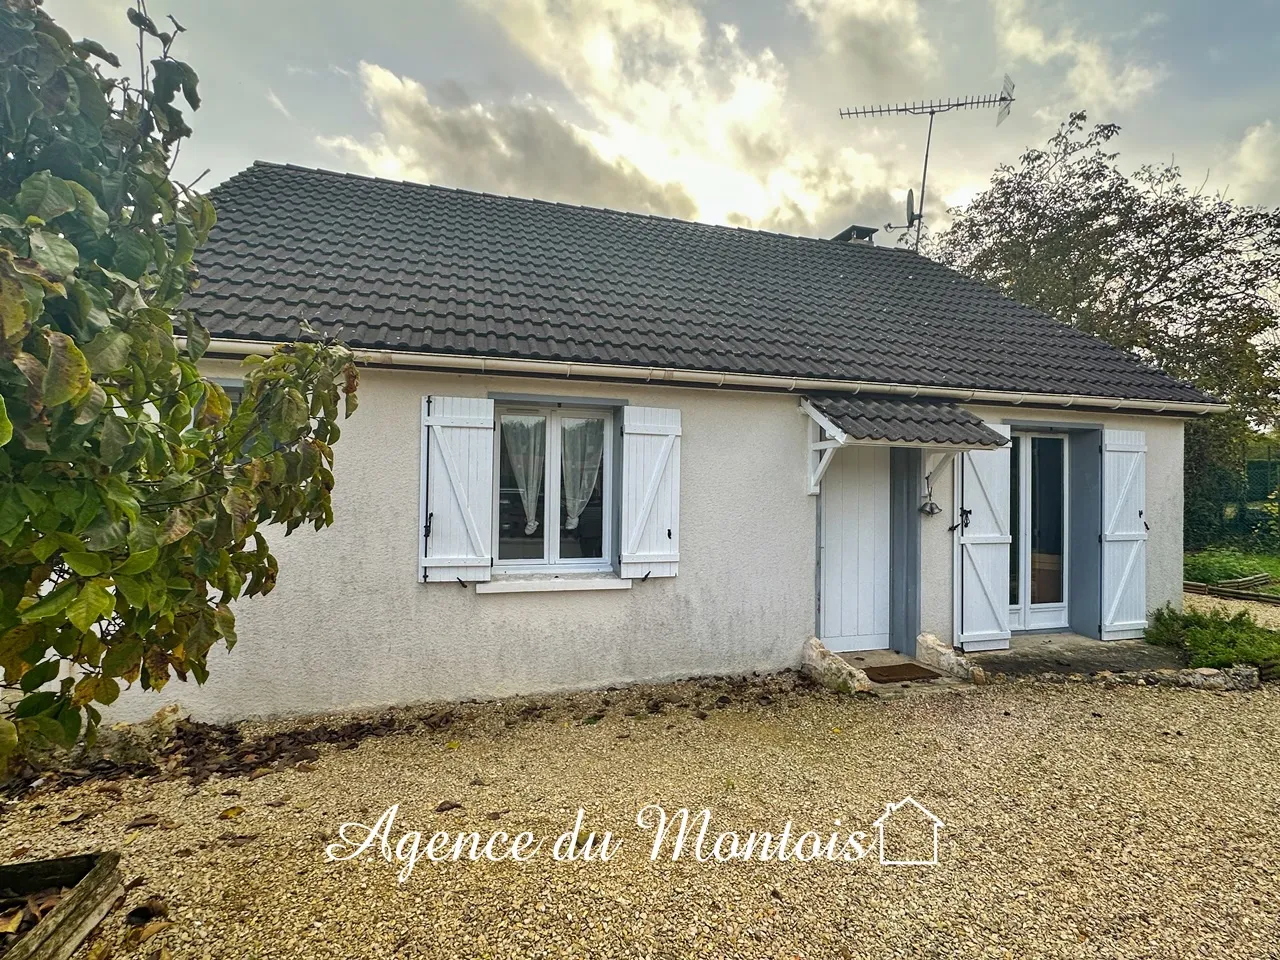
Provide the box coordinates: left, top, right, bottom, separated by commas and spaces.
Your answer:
116, 162, 1224, 722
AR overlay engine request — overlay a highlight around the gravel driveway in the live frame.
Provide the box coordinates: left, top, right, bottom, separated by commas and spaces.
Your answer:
3, 679, 1278, 959
1185, 590, 1280, 629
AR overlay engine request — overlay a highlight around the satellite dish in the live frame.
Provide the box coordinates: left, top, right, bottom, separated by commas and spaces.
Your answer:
906, 188, 916, 226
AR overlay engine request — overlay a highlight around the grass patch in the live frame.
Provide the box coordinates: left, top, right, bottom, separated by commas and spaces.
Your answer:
1147, 605, 1280, 669
1183, 548, 1280, 585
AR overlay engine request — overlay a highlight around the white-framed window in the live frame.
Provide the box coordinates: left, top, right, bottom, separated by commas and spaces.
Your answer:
420, 396, 680, 585
493, 404, 614, 573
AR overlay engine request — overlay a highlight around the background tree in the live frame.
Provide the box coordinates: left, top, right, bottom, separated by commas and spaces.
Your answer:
0, 0, 358, 768
929, 112, 1280, 550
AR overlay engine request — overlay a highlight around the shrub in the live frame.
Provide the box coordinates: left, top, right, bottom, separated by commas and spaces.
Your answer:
0, 2, 358, 769
1183, 548, 1266, 584
1147, 605, 1280, 669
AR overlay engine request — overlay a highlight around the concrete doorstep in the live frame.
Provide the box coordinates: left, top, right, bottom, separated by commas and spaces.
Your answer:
801, 634, 1262, 695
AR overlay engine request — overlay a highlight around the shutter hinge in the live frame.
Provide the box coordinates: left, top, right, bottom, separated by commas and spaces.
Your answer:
425, 511, 433, 539
667, 528, 672, 539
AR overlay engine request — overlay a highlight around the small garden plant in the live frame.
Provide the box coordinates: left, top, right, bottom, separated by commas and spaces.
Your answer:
1147, 605, 1280, 670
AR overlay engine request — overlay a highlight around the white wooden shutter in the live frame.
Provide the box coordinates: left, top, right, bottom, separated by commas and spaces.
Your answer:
420, 396, 494, 583
1101, 429, 1147, 639
957, 424, 1012, 647
620, 406, 680, 579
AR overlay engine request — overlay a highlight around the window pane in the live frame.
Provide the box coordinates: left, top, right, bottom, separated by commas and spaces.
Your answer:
560, 417, 606, 560
1030, 437, 1064, 604
498, 415, 546, 560
1009, 436, 1020, 606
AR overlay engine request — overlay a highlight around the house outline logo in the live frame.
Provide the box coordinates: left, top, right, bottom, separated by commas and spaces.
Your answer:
872, 796, 944, 866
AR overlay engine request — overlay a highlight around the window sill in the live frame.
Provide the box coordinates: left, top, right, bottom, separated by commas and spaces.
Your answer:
475, 573, 633, 594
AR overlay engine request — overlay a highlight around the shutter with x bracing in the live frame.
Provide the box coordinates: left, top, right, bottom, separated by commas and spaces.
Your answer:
957, 423, 1012, 648
1101, 429, 1147, 639
620, 406, 681, 580
420, 396, 494, 583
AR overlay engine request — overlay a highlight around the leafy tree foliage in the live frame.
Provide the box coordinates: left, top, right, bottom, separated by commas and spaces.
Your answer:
929, 113, 1280, 551
0, 1, 358, 767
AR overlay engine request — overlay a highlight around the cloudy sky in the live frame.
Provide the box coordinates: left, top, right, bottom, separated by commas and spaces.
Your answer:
67, 0, 1279, 239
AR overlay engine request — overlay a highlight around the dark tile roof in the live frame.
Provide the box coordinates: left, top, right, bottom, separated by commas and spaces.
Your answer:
806, 393, 1008, 448
190, 162, 1211, 404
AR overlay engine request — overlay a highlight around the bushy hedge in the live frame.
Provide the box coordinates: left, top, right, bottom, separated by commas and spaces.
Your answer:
1147, 605, 1280, 669
1183, 548, 1268, 584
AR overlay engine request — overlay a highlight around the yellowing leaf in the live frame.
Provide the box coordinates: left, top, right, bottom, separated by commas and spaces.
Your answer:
42, 330, 91, 407
218, 805, 245, 819
0, 718, 17, 768
0, 396, 11, 448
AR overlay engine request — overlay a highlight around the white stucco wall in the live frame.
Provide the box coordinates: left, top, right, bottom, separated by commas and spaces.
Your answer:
919, 405, 1186, 641
111, 369, 817, 723
105, 365, 1192, 724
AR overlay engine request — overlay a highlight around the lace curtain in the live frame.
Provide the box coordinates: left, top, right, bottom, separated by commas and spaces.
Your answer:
501, 416, 545, 535
561, 418, 604, 530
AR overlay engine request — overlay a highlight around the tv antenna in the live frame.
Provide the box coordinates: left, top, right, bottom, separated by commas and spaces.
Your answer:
840, 74, 1015, 252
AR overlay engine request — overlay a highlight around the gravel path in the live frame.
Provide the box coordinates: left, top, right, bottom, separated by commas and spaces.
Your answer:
3, 680, 1278, 959
1185, 590, 1280, 629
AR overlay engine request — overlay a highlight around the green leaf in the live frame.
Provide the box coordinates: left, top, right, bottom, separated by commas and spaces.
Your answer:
221, 486, 256, 537
214, 603, 237, 648
17, 170, 76, 222
100, 638, 141, 678
67, 181, 109, 236
62, 551, 108, 576
186, 317, 210, 360
112, 575, 146, 609
13, 691, 56, 719
93, 676, 119, 704
98, 414, 130, 465
29, 230, 79, 278
67, 580, 113, 631
151, 58, 182, 106
177, 61, 200, 110
115, 547, 158, 575
20, 580, 78, 622
56, 703, 81, 745
69, 278, 110, 333
0, 717, 17, 767
72, 38, 120, 68
83, 326, 131, 374
24, 714, 71, 749
111, 230, 152, 280
19, 659, 59, 692
0, 396, 11, 448
42, 330, 91, 406
277, 387, 308, 434
73, 381, 106, 425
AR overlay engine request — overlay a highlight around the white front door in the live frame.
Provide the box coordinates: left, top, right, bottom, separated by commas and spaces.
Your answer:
819, 445, 890, 652
1008, 433, 1070, 631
